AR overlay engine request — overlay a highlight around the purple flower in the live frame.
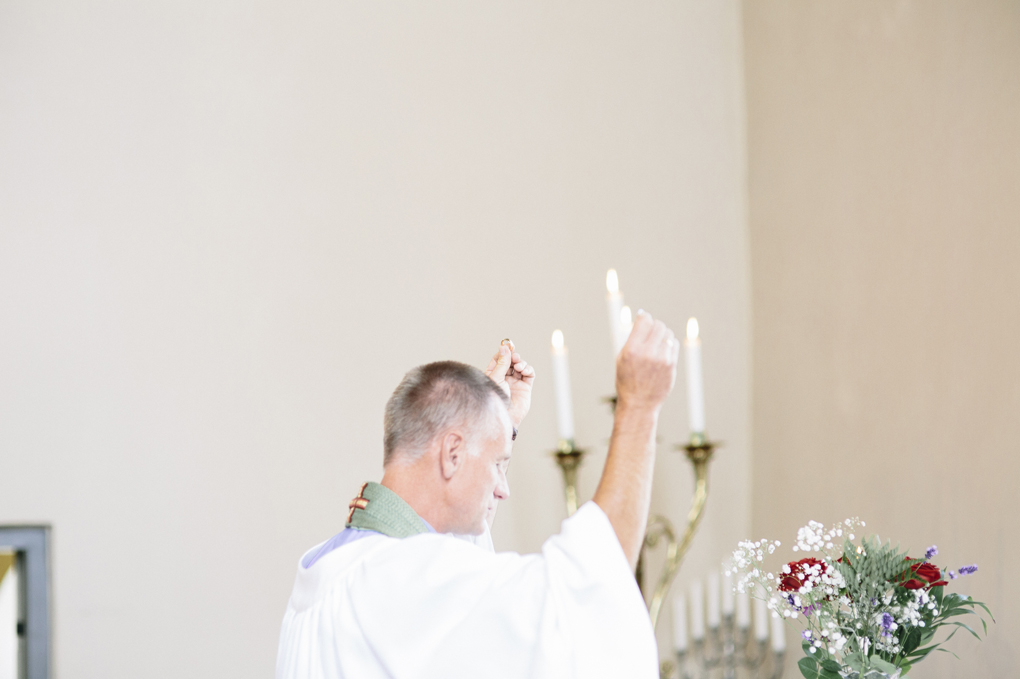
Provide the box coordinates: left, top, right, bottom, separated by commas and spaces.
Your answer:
802, 630, 812, 640
925, 545, 938, 560
881, 613, 894, 629
958, 564, 978, 576
870, 597, 879, 607
948, 570, 958, 580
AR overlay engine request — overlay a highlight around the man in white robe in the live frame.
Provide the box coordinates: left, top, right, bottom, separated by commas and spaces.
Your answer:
277, 311, 680, 678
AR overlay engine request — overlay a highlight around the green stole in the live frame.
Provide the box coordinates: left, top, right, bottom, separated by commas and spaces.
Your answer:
346, 481, 431, 538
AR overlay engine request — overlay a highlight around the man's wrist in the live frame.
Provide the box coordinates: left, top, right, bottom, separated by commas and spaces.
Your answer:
613, 396, 662, 421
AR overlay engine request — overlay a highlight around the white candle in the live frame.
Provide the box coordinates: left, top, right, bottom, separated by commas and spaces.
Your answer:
706, 570, 721, 629
721, 568, 735, 617
620, 306, 633, 348
754, 597, 769, 641
550, 330, 575, 442
771, 612, 787, 652
689, 579, 705, 641
672, 595, 688, 652
684, 318, 706, 435
605, 269, 625, 356
736, 588, 751, 629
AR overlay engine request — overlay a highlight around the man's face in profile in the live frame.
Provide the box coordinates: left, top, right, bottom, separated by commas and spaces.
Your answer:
451, 399, 512, 535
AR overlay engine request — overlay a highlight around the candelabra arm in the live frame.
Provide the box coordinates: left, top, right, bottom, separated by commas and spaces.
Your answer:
647, 442, 714, 631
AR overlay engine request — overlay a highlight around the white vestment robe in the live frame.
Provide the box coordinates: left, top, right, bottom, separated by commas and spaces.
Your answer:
276, 501, 658, 679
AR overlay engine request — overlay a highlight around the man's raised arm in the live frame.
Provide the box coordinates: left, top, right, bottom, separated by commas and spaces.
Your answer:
592, 311, 679, 571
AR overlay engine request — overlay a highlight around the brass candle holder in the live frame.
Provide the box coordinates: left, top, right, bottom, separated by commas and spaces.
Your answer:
553, 439, 586, 516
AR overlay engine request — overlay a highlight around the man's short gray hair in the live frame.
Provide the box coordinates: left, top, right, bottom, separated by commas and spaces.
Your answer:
383, 360, 510, 466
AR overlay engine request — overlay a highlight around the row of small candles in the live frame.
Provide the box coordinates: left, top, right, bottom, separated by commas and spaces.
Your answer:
549, 269, 707, 443
672, 568, 787, 653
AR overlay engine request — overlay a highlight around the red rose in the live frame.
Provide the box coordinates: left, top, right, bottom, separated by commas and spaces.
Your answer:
778, 558, 829, 592
901, 559, 948, 590
780, 574, 802, 590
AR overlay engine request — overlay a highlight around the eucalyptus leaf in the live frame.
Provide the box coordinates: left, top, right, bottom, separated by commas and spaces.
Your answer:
869, 656, 898, 674
844, 652, 865, 671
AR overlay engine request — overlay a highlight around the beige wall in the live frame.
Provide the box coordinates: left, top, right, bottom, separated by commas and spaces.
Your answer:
0, 1, 749, 674
744, 1, 1020, 677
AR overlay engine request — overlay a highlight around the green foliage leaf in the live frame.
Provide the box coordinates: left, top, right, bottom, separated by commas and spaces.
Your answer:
843, 652, 865, 672
946, 620, 982, 640
798, 657, 840, 679
870, 655, 899, 674
970, 598, 996, 623
901, 627, 922, 655
906, 645, 938, 662
820, 658, 842, 673
798, 657, 820, 679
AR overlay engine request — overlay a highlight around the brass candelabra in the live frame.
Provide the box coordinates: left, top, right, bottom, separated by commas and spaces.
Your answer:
551, 399, 717, 637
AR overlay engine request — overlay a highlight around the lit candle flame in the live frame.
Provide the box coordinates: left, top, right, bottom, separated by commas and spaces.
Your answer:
551, 329, 564, 349
606, 269, 619, 294
620, 306, 632, 326
687, 317, 700, 341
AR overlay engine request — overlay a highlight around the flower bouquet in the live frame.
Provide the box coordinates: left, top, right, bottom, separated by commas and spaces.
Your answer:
731, 519, 992, 679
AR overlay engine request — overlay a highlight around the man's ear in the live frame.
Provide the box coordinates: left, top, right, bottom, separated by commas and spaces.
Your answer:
439, 430, 466, 481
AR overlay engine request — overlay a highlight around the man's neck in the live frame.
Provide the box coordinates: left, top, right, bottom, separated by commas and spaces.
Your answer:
380, 463, 450, 534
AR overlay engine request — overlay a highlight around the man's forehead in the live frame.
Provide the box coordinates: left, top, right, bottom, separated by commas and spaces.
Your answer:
492, 407, 514, 449
488, 396, 511, 425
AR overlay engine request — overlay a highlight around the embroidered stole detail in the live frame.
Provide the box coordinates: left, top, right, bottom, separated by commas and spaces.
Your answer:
346, 482, 430, 538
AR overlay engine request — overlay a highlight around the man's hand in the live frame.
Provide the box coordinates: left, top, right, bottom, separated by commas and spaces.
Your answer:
615, 311, 679, 413
484, 340, 535, 428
